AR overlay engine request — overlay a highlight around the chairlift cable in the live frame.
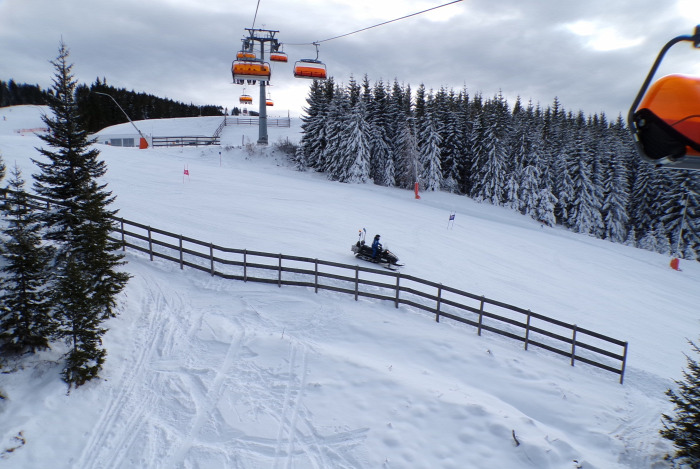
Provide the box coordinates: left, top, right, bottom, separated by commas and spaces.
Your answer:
285, 0, 463, 46
251, 0, 262, 31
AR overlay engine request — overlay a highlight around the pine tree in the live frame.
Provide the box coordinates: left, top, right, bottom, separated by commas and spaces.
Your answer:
367, 79, 393, 186
336, 101, 371, 183
470, 95, 509, 205
661, 339, 700, 468
395, 116, 419, 189
297, 79, 331, 170
418, 111, 442, 191
322, 85, 350, 178
31, 41, 130, 387
0, 166, 55, 355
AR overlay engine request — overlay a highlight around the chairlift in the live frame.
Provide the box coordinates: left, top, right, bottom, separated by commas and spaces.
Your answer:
629, 26, 700, 170
231, 60, 271, 83
239, 89, 252, 104
269, 41, 288, 63
237, 50, 257, 60
270, 51, 288, 63
293, 42, 327, 80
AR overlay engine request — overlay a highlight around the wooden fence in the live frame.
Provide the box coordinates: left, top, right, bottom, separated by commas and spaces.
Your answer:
5, 190, 629, 384
113, 217, 628, 384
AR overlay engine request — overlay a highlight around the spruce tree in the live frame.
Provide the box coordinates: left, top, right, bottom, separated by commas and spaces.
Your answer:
0, 166, 55, 355
661, 339, 700, 468
337, 101, 371, 183
395, 116, 419, 189
418, 111, 442, 192
32, 41, 130, 387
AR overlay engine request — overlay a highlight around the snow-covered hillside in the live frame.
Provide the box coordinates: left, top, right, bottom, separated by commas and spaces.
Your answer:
0, 105, 697, 468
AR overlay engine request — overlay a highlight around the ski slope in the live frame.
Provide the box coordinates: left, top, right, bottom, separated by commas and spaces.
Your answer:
0, 105, 697, 468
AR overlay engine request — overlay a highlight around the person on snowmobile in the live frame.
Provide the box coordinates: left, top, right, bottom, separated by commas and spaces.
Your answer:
371, 234, 381, 261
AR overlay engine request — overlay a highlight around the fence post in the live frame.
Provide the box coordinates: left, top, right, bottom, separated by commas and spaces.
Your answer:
278, 254, 282, 287
354, 266, 359, 300
243, 250, 247, 282
477, 297, 485, 336
394, 272, 400, 308
620, 342, 628, 385
120, 218, 125, 251
210, 243, 214, 276
570, 325, 577, 367
524, 311, 531, 350
148, 226, 153, 261
314, 259, 319, 293
179, 235, 183, 269
435, 285, 442, 322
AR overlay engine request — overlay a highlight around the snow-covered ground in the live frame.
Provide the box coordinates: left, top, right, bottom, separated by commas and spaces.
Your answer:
0, 104, 697, 468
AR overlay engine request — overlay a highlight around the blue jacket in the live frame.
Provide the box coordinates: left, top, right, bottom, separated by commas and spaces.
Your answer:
371, 237, 381, 257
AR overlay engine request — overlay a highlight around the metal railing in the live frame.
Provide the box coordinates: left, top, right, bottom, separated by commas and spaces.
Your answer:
151, 136, 220, 147
225, 117, 291, 127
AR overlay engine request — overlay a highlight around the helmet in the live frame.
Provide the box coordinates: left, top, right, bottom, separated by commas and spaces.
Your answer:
375, 234, 380, 238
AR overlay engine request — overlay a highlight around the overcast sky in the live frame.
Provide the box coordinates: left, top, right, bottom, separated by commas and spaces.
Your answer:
1, 0, 699, 120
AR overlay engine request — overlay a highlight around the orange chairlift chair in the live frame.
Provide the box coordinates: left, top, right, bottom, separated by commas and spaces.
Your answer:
629, 26, 700, 170
239, 91, 253, 104
293, 42, 327, 80
231, 60, 271, 84
270, 43, 288, 63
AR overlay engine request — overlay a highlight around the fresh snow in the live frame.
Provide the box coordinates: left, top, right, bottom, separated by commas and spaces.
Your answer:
0, 104, 697, 468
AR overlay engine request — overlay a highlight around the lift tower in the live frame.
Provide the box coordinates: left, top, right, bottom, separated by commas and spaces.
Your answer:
243, 28, 279, 145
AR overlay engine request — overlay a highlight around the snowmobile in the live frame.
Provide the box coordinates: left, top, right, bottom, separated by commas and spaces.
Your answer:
351, 229, 403, 270
628, 25, 700, 171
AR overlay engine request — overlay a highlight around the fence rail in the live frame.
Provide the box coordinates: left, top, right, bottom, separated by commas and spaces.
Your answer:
113, 217, 628, 383
151, 136, 220, 147
5, 190, 629, 383
224, 117, 291, 127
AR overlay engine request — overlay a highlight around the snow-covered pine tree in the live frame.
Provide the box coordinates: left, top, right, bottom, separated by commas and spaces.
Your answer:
418, 110, 442, 191
565, 115, 603, 235
456, 89, 478, 194
627, 160, 662, 242
296, 79, 330, 170
395, 116, 419, 190
600, 115, 631, 243
436, 89, 463, 192
661, 339, 700, 468
31, 41, 130, 387
0, 165, 55, 355
336, 100, 371, 183
679, 174, 700, 260
470, 94, 509, 205
322, 85, 350, 178
660, 172, 700, 259
385, 79, 411, 188
367, 79, 393, 186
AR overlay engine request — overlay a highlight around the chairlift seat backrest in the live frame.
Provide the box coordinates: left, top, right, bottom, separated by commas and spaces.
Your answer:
634, 74, 700, 160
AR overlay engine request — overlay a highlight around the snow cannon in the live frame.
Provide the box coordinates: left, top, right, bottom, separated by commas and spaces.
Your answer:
629, 26, 700, 170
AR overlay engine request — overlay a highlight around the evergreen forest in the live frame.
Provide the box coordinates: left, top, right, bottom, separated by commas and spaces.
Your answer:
0, 78, 224, 133
294, 76, 700, 261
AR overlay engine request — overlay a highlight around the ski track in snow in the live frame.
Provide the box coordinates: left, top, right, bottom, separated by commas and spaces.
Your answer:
75, 264, 367, 468
76, 270, 185, 469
